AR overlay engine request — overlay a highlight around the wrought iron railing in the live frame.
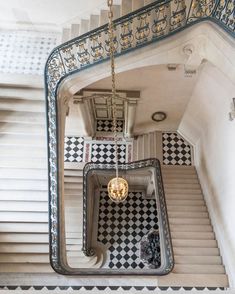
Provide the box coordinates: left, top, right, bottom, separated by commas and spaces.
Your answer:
45, 0, 234, 273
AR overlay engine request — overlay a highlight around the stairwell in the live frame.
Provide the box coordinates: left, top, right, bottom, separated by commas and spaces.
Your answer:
0, 0, 232, 290
0, 89, 229, 287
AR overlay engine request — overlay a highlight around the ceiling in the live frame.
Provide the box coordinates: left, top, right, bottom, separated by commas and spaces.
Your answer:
0, 0, 121, 27
87, 64, 199, 134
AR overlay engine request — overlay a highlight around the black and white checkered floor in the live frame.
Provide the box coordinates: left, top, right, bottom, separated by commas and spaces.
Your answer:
97, 191, 160, 269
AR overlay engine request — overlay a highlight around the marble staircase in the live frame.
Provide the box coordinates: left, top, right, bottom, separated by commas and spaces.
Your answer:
62, 0, 156, 41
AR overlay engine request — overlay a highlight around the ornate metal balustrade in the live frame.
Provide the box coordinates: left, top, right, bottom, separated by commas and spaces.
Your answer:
45, 0, 234, 274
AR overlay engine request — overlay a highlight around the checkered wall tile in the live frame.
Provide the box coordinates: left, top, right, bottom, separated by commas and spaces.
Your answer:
97, 191, 160, 269
96, 120, 124, 133
64, 137, 84, 162
162, 133, 192, 165
91, 143, 127, 164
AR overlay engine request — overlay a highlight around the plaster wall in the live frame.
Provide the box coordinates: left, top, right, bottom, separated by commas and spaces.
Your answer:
179, 63, 235, 287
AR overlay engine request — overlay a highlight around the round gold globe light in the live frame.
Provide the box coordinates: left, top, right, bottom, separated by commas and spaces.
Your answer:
108, 177, 128, 203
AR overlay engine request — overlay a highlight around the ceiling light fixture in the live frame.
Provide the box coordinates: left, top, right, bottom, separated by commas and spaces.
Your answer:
152, 111, 167, 122
107, 0, 128, 203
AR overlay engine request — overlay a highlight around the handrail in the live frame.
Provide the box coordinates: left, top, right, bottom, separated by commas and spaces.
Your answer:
45, 0, 234, 274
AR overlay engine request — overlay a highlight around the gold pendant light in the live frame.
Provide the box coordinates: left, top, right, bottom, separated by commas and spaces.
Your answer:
107, 0, 129, 203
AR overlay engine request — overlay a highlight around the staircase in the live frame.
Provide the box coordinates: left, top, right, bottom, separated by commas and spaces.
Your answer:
64, 164, 103, 268
160, 165, 228, 287
0, 86, 229, 286
62, 0, 156, 41
0, 85, 50, 273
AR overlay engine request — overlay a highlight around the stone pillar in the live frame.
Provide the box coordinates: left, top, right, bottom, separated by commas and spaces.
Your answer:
124, 98, 138, 138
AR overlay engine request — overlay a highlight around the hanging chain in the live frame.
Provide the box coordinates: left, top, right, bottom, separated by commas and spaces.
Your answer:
107, 0, 119, 179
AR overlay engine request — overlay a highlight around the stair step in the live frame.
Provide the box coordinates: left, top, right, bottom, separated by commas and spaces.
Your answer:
173, 247, 220, 256
165, 188, 202, 194
0, 122, 45, 135
163, 178, 199, 184
0, 201, 48, 212
0, 191, 47, 202
174, 255, 222, 265
0, 243, 49, 253
0, 110, 45, 124
167, 205, 207, 212
0, 98, 45, 112
0, 86, 43, 101
64, 176, 83, 183
0, 263, 53, 273
170, 224, 213, 232
169, 218, 210, 225
133, 0, 145, 10
166, 199, 205, 206
157, 273, 228, 287
0, 179, 47, 191
64, 183, 83, 190
89, 15, 99, 31
172, 239, 217, 248
0, 253, 49, 263
0, 222, 48, 233
162, 173, 198, 179
173, 264, 225, 274
121, 0, 132, 15
0, 157, 47, 169
0, 146, 46, 159
164, 183, 201, 189
0, 212, 48, 223
0, 134, 46, 147
168, 211, 209, 218
0, 168, 47, 180
171, 231, 215, 240
165, 194, 204, 200
71, 23, 80, 38
0, 233, 49, 243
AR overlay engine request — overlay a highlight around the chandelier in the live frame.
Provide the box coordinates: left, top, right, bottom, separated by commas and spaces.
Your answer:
107, 0, 128, 203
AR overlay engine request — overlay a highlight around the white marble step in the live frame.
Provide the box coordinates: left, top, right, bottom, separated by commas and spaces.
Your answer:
0, 211, 48, 223
121, 0, 132, 15
0, 110, 45, 124
169, 218, 210, 225
166, 199, 205, 206
0, 179, 47, 191
0, 86, 44, 101
165, 188, 202, 194
0, 157, 47, 169
133, 0, 145, 10
163, 177, 199, 184
0, 122, 45, 135
71, 23, 80, 38
173, 264, 225, 274
0, 190, 47, 202
0, 168, 47, 180
0, 98, 45, 112
0, 201, 48, 212
89, 15, 99, 31
0, 244, 49, 254
172, 239, 217, 248
173, 247, 220, 256
171, 231, 215, 240
167, 205, 207, 212
166, 193, 204, 200
0, 233, 49, 244
0, 222, 48, 233
168, 211, 209, 218
64, 176, 83, 183
170, 224, 213, 232
174, 255, 222, 265
0, 134, 46, 147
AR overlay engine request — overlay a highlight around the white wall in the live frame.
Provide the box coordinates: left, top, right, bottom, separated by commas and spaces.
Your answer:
179, 62, 235, 287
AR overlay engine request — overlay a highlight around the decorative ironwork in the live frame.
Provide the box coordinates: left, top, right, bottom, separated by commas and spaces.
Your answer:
45, 0, 234, 274
82, 158, 174, 275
